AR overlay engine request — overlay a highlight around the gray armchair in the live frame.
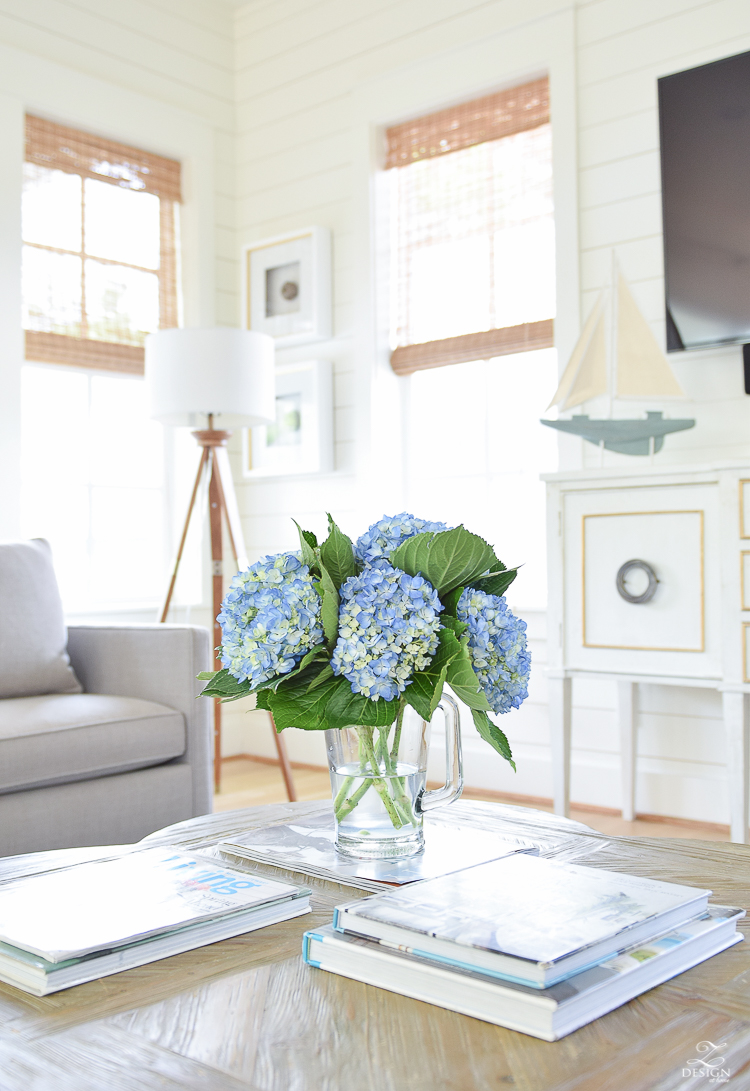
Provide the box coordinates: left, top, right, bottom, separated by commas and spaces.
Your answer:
0, 624, 213, 857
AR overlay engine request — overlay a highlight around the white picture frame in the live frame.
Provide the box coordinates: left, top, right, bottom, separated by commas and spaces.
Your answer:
243, 360, 334, 477
243, 226, 332, 346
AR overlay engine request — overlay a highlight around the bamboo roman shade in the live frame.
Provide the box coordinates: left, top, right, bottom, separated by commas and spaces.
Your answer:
387, 79, 555, 376
23, 115, 181, 375
385, 79, 550, 169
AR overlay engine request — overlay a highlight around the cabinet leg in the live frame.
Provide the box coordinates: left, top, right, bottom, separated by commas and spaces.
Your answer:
724, 691, 749, 844
617, 681, 637, 822
549, 676, 572, 818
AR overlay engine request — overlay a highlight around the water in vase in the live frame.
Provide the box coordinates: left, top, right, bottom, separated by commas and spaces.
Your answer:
330, 761, 426, 857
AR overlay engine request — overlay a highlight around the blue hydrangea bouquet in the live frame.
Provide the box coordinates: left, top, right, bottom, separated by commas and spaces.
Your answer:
199, 513, 530, 834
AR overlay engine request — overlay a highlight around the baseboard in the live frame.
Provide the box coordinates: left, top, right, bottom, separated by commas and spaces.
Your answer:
450, 785, 731, 834
222, 753, 731, 835
221, 753, 327, 773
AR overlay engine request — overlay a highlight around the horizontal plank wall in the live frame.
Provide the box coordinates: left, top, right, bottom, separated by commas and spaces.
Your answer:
0, 0, 236, 327
227, 0, 750, 827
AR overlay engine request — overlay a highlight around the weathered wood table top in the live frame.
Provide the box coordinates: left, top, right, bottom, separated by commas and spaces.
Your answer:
0, 800, 749, 1091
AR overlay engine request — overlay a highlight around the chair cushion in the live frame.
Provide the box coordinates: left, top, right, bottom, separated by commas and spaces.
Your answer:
0, 539, 81, 698
0, 693, 185, 794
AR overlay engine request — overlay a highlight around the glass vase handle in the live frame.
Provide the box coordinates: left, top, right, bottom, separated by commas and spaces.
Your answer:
417, 693, 463, 813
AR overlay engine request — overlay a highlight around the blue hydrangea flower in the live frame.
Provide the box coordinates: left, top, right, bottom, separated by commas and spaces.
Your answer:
218, 552, 324, 688
332, 564, 443, 702
457, 588, 530, 715
354, 512, 451, 568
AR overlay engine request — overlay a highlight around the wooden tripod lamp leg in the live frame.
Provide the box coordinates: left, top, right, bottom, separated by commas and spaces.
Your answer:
211, 445, 298, 804
159, 446, 210, 624
208, 450, 224, 794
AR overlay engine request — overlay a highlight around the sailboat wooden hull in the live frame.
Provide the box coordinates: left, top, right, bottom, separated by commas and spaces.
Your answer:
540, 411, 695, 456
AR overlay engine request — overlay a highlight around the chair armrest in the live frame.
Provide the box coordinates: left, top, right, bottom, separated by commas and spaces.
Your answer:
66, 624, 212, 816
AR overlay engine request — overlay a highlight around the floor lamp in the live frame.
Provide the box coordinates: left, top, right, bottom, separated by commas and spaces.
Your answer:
145, 327, 297, 800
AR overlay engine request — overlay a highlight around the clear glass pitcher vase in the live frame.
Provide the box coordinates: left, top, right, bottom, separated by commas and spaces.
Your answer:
325, 696, 463, 859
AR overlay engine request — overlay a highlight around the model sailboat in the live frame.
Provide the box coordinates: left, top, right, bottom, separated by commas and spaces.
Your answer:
541, 266, 695, 455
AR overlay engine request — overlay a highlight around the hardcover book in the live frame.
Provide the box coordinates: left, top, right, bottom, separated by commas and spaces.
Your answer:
0, 847, 308, 964
334, 853, 712, 986
305, 907, 744, 1040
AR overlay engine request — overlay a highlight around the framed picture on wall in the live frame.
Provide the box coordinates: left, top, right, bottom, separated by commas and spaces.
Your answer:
243, 360, 334, 477
243, 226, 332, 346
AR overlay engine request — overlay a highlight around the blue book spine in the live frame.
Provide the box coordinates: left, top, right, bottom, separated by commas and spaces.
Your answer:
302, 931, 323, 969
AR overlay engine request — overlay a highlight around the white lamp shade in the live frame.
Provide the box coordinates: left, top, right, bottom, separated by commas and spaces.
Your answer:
145, 327, 275, 427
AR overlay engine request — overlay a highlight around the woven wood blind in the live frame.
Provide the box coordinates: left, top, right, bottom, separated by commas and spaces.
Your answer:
386, 79, 549, 169
26, 115, 181, 201
23, 115, 181, 375
387, 78, 554, 376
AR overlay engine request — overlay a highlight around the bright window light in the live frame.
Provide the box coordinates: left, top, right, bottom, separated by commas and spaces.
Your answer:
404, 350, 558, 609
391, 125, 555, 349
390, 112, 558, 608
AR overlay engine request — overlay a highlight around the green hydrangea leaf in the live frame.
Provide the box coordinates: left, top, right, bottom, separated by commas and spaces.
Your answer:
324, 684, 401, 731
197, 671, 217, 681
471, 709, 516, 770
441, 587, 463, 616
255, 688, 272, 711
319, 514, 358, 590
265, 672, 347, 731
197, 668, 252, 703
293, 519, 319, 571
264, 645, 328, 692
389, 531, 436, 579
306, 661, 335, 690
315, 562, 340, 646
471, 568, 519, 597
391, 526, 498, 597
404, 628, 463, 721
445, 644, 492, 711
441, 614, 469, 638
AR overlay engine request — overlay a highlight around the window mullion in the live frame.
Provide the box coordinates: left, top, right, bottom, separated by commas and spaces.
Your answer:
80, 175, 87, 341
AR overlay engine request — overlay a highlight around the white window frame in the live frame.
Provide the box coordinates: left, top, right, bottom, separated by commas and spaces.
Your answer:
347, 10, 580, 512
0, 45, 217, 619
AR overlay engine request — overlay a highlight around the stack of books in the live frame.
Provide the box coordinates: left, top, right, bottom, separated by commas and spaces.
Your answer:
0, 847, 310, 995
303, 853, 744, 1040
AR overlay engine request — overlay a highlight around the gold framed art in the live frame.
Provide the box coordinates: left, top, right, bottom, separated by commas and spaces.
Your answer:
243, 226, 331, 347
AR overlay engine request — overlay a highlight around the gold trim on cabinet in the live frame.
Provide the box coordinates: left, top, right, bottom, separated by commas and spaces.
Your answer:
740, 480, 750, 540
581, 510, 705, 652
744, 623, 750, 683
742, 552, 750, 612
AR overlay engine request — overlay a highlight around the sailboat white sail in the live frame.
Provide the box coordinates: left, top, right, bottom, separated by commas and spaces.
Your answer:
542, 261, 694, 456
615, 273, 684, 398
547, 293, 607, 410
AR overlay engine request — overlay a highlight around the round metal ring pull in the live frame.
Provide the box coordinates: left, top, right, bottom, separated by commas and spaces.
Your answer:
616, 559, 658, 604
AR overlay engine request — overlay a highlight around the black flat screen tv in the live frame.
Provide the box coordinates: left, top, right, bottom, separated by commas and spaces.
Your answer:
659, 49, 750, 352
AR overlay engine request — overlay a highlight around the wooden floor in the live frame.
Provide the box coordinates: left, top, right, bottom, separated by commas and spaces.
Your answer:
214, 757, 731, 841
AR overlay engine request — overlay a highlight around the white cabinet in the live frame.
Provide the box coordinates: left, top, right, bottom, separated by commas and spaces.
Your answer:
544, 462, 750, 842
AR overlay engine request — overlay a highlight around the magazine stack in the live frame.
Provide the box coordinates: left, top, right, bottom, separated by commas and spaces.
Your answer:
0, 847, 310, 996
303, 853, 743, 1040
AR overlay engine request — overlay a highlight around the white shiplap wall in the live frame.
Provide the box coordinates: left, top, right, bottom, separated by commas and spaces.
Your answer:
3, 0, 744, 821
568, 0, 750, 823
0, 0, 235, 641
227, 0, 750, 825
0, 0, 237, 366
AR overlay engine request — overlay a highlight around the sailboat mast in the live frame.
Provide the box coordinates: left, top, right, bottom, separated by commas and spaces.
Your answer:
609, 249, 618, 419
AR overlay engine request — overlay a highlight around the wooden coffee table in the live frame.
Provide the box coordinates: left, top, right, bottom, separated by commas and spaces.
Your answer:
0, 800, 749, 1090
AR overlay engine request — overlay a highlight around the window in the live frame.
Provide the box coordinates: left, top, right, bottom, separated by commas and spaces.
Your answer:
388, 81, 558, 608
387, 80, 554, 375
20, 118, 194, 614
22, 115, 180, 374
